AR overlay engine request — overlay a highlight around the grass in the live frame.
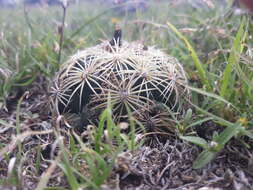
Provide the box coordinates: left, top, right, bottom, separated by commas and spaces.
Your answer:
0, 0, 253, 189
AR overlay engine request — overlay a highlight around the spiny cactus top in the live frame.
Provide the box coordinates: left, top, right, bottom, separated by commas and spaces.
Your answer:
51, 38, 189, 126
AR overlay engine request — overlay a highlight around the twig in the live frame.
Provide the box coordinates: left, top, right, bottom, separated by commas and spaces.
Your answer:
58, 2, 68, 65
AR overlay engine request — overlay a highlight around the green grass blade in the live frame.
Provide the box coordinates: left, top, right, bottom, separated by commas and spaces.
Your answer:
95, 108, 109, 153
220, 17, 247, 98
167, 21, 211, 90
186, 85, 237, 109
193, 150, 216, 169
240, 129, 253, 140
180, 136, 208, 149
187, 117, 213, 129
44, 188, 67, 190
188, 101, 233, 127
58, 155, 80, 190
214, 124, 241, 146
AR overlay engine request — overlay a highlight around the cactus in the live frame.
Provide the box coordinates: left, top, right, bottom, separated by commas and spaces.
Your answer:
51, 33, 189, 131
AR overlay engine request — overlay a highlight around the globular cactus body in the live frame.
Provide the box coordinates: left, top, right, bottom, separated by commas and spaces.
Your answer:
51, 39, 189, 130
